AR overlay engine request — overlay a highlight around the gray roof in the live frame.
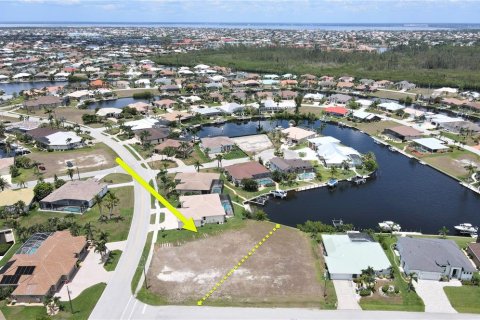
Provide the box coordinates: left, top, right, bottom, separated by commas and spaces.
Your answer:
269, 157, 312, 171
397, 237, 475, 273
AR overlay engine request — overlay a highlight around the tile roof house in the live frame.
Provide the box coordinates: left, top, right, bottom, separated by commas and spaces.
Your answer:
467, 241, 480, 269
40, 179, 108, 213
154, 139, 192, 155
397, 237, 475, 281
383, 126, 423, 141
177, 194, 227, 228
268, 157, 314, 174
281, 127, 316, 144
134, 127, 170, 145
23, 96, 63, 111
200, 136, 235, 154
0, 231, 87, 303
224, 161, 271, 185
174, 172, 223, 194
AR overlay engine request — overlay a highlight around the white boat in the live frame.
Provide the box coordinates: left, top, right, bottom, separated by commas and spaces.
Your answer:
454, 223, 478, 235
270, 190, 287, 199
388, 146, 397, 152
378, 221, 401, 232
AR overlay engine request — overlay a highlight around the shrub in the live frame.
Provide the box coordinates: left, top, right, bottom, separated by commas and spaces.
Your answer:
394, 286, 400, 294
359, 289, 371, 297
241, 178, 258, 192
381, 285, 389, 293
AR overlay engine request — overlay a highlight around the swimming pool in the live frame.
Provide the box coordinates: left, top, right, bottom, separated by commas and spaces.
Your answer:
221, 200, 234, 216
256, 178, 275, 187
297, 172, 315, 181
63, 206, 82, 213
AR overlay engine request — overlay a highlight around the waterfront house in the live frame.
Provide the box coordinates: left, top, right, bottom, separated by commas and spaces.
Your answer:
350, 110, 381, 122
218, 102, 244, 114
96, 107, 122, 118
177, 194, 227, 229
224, 161, 271, 186
411, 138, 449, 153
134, 127, 170, 145
23, 96, 63, 112
323, 233, 391, 280
281, 127, 316, 144
466, 240, 480, 269
323, 106, 349, 117
154, 139, 192, 155
124, 118, 162, 131
268, 157, 314, 174
396, 237, 475, 280
328, 94, 352, 105
378, 102, 405, 113
200, 136, 235, 154
154, 99, 177, 109
158, 111, 193, 125
39, 179, 108, 213
0, 231, 87, 303
174, 172, 223, 195
383, 126, 423, 142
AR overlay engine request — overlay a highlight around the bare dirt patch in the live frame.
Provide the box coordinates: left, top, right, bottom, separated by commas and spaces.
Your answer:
147, 221, 326, 307
423, 152, 480, 179
26, 143, 117, 178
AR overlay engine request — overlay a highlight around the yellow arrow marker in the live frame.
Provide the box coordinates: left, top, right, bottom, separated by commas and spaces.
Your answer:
115, 157, 197, 232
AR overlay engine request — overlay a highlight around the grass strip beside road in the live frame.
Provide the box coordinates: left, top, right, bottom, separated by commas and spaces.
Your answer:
131, 231, 153, 294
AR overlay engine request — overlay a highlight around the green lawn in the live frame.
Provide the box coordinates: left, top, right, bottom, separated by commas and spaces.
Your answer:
130, 144, 154, 160
222, 147, 248, 160
441, 131, 479, 147
444, 286, 480, 313
0, 187, 134, 243
183, 145, 212, 165
103, 250, 122, 272
360, 235, 424, 312
131, 232, 153, 293
0, 283, 106, 320
413, 234, 475, 250
101, 173, 132, 184
148, 160, 178, 170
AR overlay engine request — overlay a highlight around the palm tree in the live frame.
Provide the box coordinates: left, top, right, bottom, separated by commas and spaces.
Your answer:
438, 226, 449, 239
83, 222, 96, 243
341, 160, 350, 172
215, 154, 223, 168
105, 191, 120, 219
178, 141, 191, 159
17, 178, 27, 189
66, 168, 75, 181
94, 241, 108, 261
98, 231, 109, 243
294, 94, 303, 115
176, 114, 183, 125
139, 130, 151, 146
464, 162, 477, 182
0, 177, 10, 191
193, 160, 203, 172
330, 166, 338, 178
94, 194, 104, 217
204, 147, 210, 158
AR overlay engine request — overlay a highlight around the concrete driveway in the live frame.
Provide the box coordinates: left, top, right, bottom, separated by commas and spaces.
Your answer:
413, 279, 461, 313
333, 280, 361, 310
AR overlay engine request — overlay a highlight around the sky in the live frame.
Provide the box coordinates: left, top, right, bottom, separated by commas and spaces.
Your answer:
0, 0, 479, 24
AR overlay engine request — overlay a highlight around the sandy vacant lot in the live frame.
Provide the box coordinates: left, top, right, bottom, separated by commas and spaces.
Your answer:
27, 143, 117, 178
148, 221, 325, 307
424, 152, 480, 179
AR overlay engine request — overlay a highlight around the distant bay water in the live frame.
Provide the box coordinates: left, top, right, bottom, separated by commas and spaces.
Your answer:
1, 22, 480, 30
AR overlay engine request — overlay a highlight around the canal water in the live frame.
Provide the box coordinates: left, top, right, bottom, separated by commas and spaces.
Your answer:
198, 120, 480, 234
0, 81, 68, 94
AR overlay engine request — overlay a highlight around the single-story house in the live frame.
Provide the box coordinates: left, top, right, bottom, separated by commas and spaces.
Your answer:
128, 102, 150, 114
308, 136, 341, 151
328, 94, 352, 105
36, 131, 83, 151
154, 139, 192, 155
177, 194, 227, 228
174, 172, 223, 194
96, 107, 122, 118
323, 233, 391, 280
0, 231, 87, 303
192, 106, 223, 117
124, 118, 162, 131
224, 161, 271, 185
383, 126, 423, 141
200, 136, 235, 154
439, 121, 480, 134
23, 96, 63, 111
467, 241, 480, 269
396, 237, 475, 280
154, 99, 177, 109
134, 127, 170, 144
39, 179, 108, 213
323, 106, 349, 117
5, 120, 41, 134
268, 157, 314, 174
281, 127, 316, 144
378, 102, 405, 112
0, 188, 35, 213
218, 102, 244, 114
395, 81, 416, 91
411, 138, 449, 153
350, 110, 381, 122
158, 111, 193, 125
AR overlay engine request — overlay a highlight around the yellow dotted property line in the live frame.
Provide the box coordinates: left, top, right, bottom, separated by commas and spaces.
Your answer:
197, 224, 281, 306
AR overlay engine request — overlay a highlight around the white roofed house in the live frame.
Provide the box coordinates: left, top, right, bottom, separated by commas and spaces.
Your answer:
96, 107, 122, 118
378, 102, 405, 113
411, 138, 450, 153
350, 110, 381, 122
200, 136, 235, 154
308, 136, 362, 167
323, 233, 391, 280
218, 102, 244, 115
37, 131, 83, 151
